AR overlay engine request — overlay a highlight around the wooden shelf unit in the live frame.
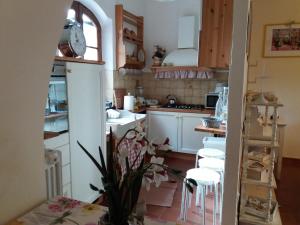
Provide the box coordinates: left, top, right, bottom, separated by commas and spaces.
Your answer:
115, 4, 145, 70
239, 101, 283, 225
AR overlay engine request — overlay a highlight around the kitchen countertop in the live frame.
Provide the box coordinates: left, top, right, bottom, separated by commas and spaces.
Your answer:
194, 124, 226, 136
146, 107, 215, 114
44, 113, 69, 139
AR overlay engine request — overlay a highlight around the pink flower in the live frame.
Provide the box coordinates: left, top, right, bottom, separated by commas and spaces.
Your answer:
48, 204, 62, 212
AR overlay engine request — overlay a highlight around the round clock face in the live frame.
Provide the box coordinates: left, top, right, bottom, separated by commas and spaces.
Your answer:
69, 25, 86, 57
58, 21, 86, 58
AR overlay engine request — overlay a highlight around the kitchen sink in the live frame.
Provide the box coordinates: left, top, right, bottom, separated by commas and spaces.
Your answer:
106, 110, 146, 138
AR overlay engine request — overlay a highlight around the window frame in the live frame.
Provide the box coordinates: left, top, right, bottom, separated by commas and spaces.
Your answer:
71, 1, 102, 62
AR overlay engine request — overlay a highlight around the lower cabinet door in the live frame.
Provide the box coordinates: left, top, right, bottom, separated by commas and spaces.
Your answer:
63, 183, 72, 198
147, 112, 178, 151
178, 114, 213, 154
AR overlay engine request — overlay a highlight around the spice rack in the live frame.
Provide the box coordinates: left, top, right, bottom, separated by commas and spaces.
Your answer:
239, 94, 283, 225
115, 4, 145, 70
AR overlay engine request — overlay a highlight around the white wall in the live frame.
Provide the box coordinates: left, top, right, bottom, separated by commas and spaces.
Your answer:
248, 0, 300, 159
0, 0, 72, 224
144, 0, 201, 68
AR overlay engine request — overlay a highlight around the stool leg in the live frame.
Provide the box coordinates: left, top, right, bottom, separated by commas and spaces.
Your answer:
215, 183, 219, 214
202, 185, 206, 225
185, 183, 191, 221
213, 183, 218, 225
220, 172, 224, 223
180, 179, 187, 221
195, 154, 198, 168
196, 184, 200, 206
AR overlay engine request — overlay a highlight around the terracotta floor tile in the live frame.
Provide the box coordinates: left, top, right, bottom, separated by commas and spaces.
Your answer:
97, 157, 298, 225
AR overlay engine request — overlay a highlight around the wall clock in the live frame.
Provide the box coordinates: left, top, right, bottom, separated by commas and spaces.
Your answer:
58, 20, 86, 57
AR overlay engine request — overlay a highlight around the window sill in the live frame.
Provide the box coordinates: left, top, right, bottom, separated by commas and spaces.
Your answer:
55, 56, 105, 65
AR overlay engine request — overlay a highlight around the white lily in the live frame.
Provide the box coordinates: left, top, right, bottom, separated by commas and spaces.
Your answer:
153, 172, 168, 187
135, 123, 144, 133
142, 176, 153, 191
136, 132, 146, 141
150, 156, 164, 172
158, 144, 172, 151
140, 145, 148, 155
147, 142, 156, 155
118, 146, 129, 169
126, 130, 136, 139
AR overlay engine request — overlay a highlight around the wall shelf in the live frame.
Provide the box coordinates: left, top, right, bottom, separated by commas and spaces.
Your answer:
45, 111, 68, 119
151, 66, 212, 73
115, 5, 145, 70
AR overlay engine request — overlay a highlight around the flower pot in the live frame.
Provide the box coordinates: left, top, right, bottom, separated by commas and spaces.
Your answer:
99, 212, 130, 225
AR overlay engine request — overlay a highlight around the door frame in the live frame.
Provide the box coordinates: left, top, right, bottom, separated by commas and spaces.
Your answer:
222, 0, 250, 224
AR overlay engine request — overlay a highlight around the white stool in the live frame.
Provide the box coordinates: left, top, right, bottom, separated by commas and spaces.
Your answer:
180, 168, 220, 225
195, 148, 225, 167
198, 157, 225, 222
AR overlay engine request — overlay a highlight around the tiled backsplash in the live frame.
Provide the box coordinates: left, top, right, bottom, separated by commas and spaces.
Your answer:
112, 71, 228, 105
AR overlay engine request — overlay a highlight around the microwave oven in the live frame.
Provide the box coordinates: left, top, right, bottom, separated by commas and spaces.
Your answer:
205, 93, 219, 109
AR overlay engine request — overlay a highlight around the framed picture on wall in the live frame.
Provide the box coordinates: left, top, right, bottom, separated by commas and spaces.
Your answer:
263, 23, 300, 57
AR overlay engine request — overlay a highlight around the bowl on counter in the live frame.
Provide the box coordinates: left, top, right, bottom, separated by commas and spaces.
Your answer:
200, 117, 223, 129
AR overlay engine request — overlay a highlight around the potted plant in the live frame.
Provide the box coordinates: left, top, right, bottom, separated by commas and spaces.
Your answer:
77, 124, 196, 225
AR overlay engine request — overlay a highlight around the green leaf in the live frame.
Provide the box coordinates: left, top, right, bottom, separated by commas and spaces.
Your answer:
89, 183, 100, 192
170, 168, 182, 175
98, 146, 108, 176
77, 141, 106, 176
125, 157, 130, 173
187, 178, 198, 187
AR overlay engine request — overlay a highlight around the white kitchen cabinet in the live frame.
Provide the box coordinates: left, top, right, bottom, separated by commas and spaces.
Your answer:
147, 111, 178, 150
178, 113, 213, 154
44, 133, 69, 149
67, 62, 105, 203
147, 111, 212, 154
62, 183, 72, 198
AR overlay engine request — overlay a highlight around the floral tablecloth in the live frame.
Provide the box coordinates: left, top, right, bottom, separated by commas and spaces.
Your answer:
8, 196, 177, 225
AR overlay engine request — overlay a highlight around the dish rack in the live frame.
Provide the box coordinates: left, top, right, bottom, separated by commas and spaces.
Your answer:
239, 93, 283, 225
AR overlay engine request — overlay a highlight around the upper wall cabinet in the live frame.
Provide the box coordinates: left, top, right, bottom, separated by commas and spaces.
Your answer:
199, 0, 233, 69
115, 5, 145, 70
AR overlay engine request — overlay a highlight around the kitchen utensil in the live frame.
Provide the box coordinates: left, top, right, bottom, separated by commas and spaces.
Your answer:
166, 95, 176, 106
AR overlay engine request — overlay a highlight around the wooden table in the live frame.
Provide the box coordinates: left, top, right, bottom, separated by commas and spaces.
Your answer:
194, 125, 226, 136
6, 196, 178, 225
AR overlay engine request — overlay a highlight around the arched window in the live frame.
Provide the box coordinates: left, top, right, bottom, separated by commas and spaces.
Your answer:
65, 1, 102, 62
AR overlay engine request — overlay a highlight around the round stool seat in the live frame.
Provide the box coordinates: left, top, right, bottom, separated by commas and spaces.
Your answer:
186, 168, 220, 186
197, 148, 225, 159
198, 158, 225, 171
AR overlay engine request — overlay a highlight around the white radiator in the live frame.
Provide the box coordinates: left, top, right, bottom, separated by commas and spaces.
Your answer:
45, 149, 63, 199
